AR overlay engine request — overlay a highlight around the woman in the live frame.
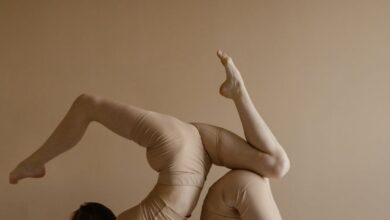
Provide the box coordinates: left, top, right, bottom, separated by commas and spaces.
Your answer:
9, 50, 290, 220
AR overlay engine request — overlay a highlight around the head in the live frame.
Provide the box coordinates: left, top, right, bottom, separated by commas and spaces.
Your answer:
70, 202, 116, 220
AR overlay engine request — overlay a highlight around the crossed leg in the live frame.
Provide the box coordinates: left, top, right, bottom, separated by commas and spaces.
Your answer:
194, 51, 289, 220
8, 50, 290, 220
194, 50, 290, 179
9, 50, 289, 184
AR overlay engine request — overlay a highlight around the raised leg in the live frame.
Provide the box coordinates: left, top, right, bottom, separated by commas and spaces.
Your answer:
9, 94, 151, 184
194, 50, 290, 178
201, 170, 282, 220
217, 50, 289, 164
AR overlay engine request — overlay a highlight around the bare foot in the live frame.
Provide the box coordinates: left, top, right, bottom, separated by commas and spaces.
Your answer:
9, 161, 46, 184
217, 50, 245, 99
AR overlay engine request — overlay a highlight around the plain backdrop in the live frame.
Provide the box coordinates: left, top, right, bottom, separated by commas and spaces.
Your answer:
1, 0, 390, 219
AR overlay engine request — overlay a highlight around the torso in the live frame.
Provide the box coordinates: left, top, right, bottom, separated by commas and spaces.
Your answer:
142, 116, 212, 217
120, 111, 212, 219
156, 185, 203, 217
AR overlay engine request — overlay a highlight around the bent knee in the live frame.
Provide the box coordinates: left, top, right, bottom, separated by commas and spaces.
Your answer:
264, 154, 290, 179
73, 93, 99, 106
71, 93, 100, 121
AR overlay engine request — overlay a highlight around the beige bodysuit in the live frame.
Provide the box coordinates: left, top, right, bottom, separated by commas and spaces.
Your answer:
10, 51, 287, 220
116, 105, 275, 220
118, 109, 212, 220
201, 170, 282, 220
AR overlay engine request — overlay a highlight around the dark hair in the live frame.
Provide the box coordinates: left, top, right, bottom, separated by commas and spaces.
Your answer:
71, 202, 116, 220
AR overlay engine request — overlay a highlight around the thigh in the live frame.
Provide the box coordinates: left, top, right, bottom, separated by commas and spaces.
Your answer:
85, 94, 189, 147
192, 123, 276, 177
236, 172, 282, 220
201, 170, 282, 220
201, 172, 240, 220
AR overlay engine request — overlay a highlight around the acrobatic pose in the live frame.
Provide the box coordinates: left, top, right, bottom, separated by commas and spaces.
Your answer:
9, 51, 290, 220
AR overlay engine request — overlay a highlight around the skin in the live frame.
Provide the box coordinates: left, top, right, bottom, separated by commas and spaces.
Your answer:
196, 51, 290, 178
9, 50, 290, 219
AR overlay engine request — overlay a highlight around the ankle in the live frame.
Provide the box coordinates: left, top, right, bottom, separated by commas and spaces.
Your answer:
21, 158, 44, 168
232, 82, 247, 99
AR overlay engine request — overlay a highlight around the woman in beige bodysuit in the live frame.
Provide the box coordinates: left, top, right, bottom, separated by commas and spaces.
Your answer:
9, 50, 290, 220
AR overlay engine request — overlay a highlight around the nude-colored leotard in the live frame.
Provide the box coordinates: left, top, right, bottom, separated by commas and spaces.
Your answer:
117, 108, 212, 220
9, 93, 284, 220
132, 111, 211, 187
9, 49, 289, 220
117, 107, 272, 220
201, 170, 282, 220
118, 106, 281, 220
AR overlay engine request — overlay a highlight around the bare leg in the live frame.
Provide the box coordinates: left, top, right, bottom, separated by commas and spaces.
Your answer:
9, 94, 149, 184
194, 51, 290, 178
201, 60, 288, 219
217, 50, 289, 176
217, 51, 287, 158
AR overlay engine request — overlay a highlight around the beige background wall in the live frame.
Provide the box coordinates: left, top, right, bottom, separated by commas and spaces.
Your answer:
1, 0, 390, 219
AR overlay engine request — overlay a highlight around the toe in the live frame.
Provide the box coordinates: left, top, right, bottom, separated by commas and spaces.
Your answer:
217, 50, 231, 65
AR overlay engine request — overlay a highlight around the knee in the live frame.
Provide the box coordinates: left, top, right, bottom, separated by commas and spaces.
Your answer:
73, 93, 98, 108
266, 153, 290, 179
71, 93, 99, 120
